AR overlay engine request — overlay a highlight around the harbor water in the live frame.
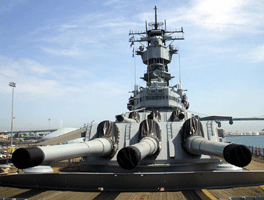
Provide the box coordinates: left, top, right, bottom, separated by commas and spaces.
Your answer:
225, 135, 264, 148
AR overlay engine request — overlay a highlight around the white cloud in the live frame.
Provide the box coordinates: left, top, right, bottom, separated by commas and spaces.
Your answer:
0, 56, 126, 100
87, 80, 127, 97
59, 24, 79, 32
186, 0, 250, 29
69, 69, 93, 79
36, 13, 126, 57
0, 56, 77, 97
192, 0, 244, 26
1, 68, 20, 79
103, 0, 121, 6
41, 47, 83, 56
21, 58, 50, 74
160, 0, 264, 39
244, 45, 264, 63
0, 56, 50, 77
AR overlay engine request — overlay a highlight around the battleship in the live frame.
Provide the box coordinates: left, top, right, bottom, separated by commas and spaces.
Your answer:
0, 6, 264, 192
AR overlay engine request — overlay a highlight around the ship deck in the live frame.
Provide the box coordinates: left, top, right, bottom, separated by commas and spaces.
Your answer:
1, 156, 264, 200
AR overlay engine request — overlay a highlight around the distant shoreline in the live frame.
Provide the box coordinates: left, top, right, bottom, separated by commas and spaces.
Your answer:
225, 135, 264, 137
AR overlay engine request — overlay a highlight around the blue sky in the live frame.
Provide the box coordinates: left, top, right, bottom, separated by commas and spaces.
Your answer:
0, 0, 263, 133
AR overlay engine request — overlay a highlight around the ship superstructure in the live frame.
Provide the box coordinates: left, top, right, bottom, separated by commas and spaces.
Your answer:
127, 6, 189, 112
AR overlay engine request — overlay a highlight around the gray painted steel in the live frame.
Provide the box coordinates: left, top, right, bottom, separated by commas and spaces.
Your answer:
32, 138, 112, 165
41, 138, 112, 163
185, 136, 229, 157
131, 136, 159, 158
116, 116, 137, 123
1, 171, 264, 191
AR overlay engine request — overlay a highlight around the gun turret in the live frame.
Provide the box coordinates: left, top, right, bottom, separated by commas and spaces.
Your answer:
181, 118, 252, 167
170, 110, 185, 121
12, 120, 119, 169
147, 110, 161, 121
117, 119, 161, 169
116, 111, 140, 123
116, 115, 137, 123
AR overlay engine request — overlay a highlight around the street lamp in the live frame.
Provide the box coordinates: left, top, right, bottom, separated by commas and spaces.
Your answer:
9, 82, 16, 153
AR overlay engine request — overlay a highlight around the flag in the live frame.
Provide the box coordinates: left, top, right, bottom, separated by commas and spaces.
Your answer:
130, 36, 134, 48
132, 47, 134, 57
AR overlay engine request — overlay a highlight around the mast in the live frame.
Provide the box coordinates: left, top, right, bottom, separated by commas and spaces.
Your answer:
154, 6, 158, 30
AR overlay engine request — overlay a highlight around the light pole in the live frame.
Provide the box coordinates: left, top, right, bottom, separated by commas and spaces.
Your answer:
48, 118, 51, 132
9, 82, 16, 152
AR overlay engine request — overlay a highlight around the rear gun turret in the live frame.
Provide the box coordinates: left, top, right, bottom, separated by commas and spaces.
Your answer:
181, 118, 252, 167
12, 121, 119, 169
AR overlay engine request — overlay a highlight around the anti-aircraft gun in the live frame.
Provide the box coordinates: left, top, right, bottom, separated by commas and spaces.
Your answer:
1, 6, 264, 192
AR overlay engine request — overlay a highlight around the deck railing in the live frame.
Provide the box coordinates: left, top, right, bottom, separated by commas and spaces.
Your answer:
248, 146, 264, 156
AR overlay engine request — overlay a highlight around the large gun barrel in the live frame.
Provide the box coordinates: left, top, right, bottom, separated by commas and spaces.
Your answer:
117, 136, 159, 169
12, 138, 113, 169
117, 119, 161, 170
13, 120, 119, 169
185, 136, 252, 167
181, 117, 252, 167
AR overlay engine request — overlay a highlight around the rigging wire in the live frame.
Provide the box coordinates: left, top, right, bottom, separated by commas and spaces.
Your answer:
134, 47, 136, 90
147, 45, 149, 88
131, 47, 134, 92
179, 52, 181, 85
